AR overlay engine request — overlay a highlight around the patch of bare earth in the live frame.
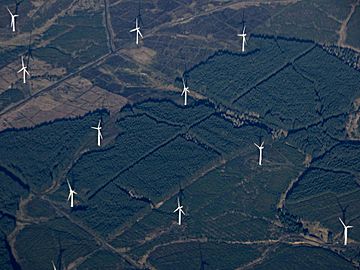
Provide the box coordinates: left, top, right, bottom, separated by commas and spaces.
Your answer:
120, 47, 157, 66
0, 76, 127, 131
346, 97, 360, 139
0, 58, 67, 95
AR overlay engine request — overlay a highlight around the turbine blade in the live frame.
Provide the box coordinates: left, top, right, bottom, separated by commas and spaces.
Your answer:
339, 217, 346, 227
67, 179, 72, 190
138, 30, 143, 38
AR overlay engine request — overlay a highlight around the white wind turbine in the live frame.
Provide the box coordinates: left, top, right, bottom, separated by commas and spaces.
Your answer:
237, 26, 247, 52
254, 141, 264, 166
130, 17, 143, 45
181, 77, 190, 106
339, 217, 353, 246
18, 56, 30, 84
7, 7, 18, 32
91, 120, 103, 147
174, 197, 185, 225
67, 179, 77, 208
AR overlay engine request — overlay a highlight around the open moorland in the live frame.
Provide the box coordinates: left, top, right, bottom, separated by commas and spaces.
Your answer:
1, 0, 360, 269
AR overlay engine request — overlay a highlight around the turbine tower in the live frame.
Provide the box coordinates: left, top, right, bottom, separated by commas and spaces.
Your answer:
130, 17, 143, 45
7, 7, 18, 32
17, 56, 30, 84
67, 179, 77, 208
91, 120, 103, 147
237, 26, 247, 52
173, 197, 185, 225
339, 217, 353, 246
181, 77, 190, 106
254, 141, 264, 166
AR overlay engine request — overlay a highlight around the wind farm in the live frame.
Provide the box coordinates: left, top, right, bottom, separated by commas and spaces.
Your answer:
0, 1, 359, 270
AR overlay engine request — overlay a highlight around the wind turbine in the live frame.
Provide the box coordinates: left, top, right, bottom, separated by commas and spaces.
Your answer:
339, 217, 353, 246
91, 120, 103, 146
181, 77, 190, 106
173, 196, 185, 225
254, 141, 264, 166
7, 7, 18, 32
52, 261, 57, 270
17, 56, 30, 84
67, 179, 77, 208
130, 17, 143, 45
237, 26, 247, 52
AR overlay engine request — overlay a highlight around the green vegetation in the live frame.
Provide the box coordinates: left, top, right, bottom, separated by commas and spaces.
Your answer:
0, 88, 24, 111
254, 245, 354, 270
0, 111, 105, 191
286, 142, 360, 243
1, 24, 360, 268
78, 249, 136, 270
15, 217, 99, 270
133, 100, 214, 126
68, 114, 182, 193
186, 37, 313, 110
149, 242, 262, 270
